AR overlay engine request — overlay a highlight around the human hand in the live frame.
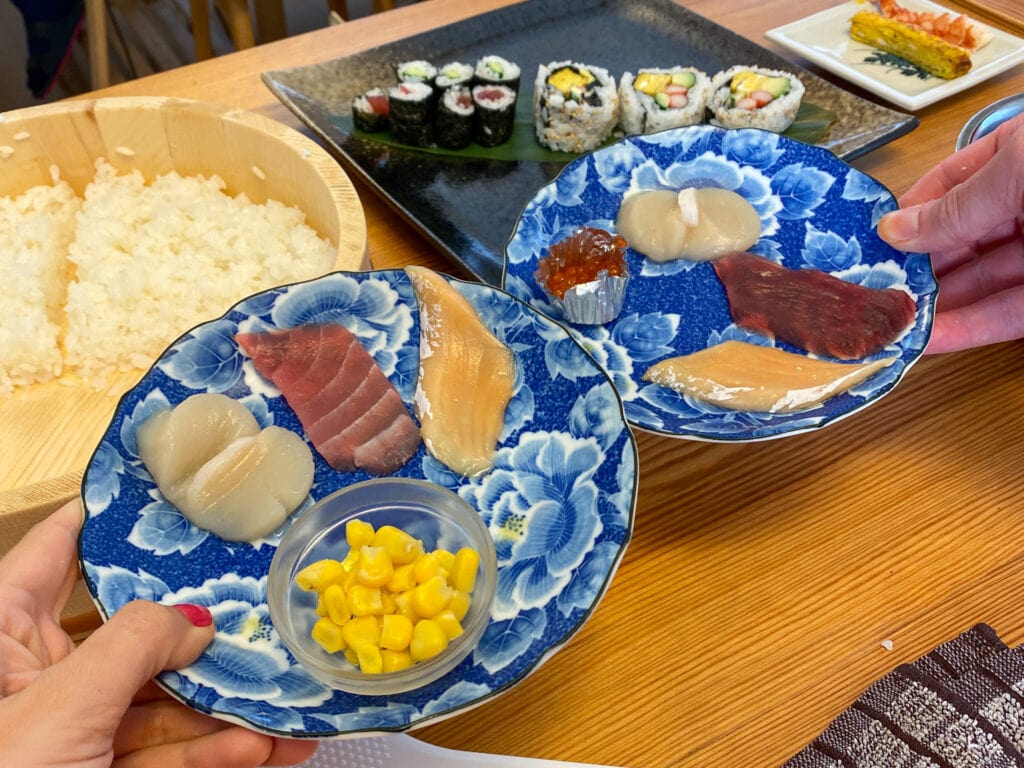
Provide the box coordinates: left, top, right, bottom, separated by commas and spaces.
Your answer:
0, 500, 318, 768
878, 112, 1024, 354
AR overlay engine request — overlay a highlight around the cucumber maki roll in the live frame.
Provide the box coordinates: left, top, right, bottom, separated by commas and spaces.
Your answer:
389, 81, 435, 147
473, 84, 516, 147
435, 61, 474, 89
436, 86, 476, 149
618, 67, 711, 135
533, 61, 619, 153
474, 55, 521, 91
709, 65, 804, 133
395, 59, 437, 85
351, 87, 390, 132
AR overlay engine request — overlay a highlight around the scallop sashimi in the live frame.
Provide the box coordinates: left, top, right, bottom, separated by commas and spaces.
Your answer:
236, 324, 420, 475
137, 393, 314, 541
405, 266, 516, 477
643, 341, 896, 414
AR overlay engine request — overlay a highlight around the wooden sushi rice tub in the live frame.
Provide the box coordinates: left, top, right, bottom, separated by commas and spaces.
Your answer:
0, 97, 370, 596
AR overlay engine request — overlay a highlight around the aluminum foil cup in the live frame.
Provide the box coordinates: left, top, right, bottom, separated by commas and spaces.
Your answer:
556, 271, 630, 325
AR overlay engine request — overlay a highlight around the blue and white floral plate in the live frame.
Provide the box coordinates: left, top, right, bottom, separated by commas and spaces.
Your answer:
79, 269, 638, 738
502, 125, 937, 441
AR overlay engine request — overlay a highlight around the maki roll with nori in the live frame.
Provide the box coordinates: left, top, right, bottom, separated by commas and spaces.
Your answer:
395, 59, 437, 85
435, 61, 474, 89
389, 81, 435, 147
708, 65, 804, 133
351, 87, 390, 132
534, 61, 619, 152
472, 84, 516, 147
435, 86, 475, 149
474, 55, 521, 90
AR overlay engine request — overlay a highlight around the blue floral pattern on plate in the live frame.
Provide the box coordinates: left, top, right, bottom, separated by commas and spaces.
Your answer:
502, 125, 937, 440
79, 270, 638, 738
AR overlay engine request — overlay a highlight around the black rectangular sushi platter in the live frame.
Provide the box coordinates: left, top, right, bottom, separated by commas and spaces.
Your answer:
264, 0, 917, 285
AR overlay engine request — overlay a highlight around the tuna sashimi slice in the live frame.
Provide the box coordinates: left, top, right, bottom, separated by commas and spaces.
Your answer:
236, 324, 420, 475
713, 252, 916, 361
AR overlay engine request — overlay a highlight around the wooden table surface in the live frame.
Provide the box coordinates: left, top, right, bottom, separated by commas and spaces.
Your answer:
48, 0, 1024, 765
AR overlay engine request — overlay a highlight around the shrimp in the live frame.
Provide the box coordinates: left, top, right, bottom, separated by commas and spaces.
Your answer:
877, 0, 990, 50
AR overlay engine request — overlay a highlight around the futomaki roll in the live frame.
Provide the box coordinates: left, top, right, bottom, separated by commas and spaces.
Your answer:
533, 61, 619, 153
618, 67, 711, 135
435, 86, 476, 149
474, 55, 521, 90
351, 87, 389, 132
472, 84, 516, 147
708, 65, 804, 133
388, 81, 435, 147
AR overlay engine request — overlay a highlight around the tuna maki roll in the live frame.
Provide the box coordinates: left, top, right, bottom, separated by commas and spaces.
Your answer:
709, 65, 804, 132
533, 61, 619, 153
472, 84, 516, 147
352, 87, 390, 132
474, 55, 521, 90
389, 81, 435, 147
436, 86, 475, 149
395, 59, 437, 85
618, 67, 711, 135
435, 61, 474, 89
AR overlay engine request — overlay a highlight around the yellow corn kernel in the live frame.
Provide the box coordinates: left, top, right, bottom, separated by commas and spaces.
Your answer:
388, 562, 417, 593
448, 590, 471, 622
295, 558, 347, 592
393, 590, 419, 623
413, 552, 442, 584
434, 548, 456, 574
434, 608, 464, 641
341, 614, 381, 649
381, 649, 414, 673
340, 548, 361, 591
450, 547, 480, 593
316, 591, 329, 617
410, 618, 449, 661
323, 584, 351, 625
356, 644, 384, 674
373, 525, 424, 565
380, 613, 414, 651
344, 647, 359, 666
411, 574, 453, 618
348, 583, 384, 616
357, 545, 394, 588
346, 519, 375, 549
311, 617, 346, 654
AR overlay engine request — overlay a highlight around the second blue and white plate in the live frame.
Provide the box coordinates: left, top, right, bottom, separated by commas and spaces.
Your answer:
79, 269, 638, 738
502, 125, 937, 441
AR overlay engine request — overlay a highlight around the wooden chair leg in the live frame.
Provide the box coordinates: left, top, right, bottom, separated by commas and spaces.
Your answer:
371, 0, 395, 12
213, 0, 255, 50
84, 0, 110, 89
189, 0, 214, 60
328, 0, 349, 21
253, 0, 286, 43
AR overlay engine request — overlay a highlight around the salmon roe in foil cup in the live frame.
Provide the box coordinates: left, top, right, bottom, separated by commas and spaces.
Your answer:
534, 226, 630, 325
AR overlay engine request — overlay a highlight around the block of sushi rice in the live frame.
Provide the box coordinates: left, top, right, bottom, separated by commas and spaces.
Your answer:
63, 160, 335, 382
0, 174, 81, 396
618, 67, 712, 135
708, 65, 804, 133
534, 61, 619, 153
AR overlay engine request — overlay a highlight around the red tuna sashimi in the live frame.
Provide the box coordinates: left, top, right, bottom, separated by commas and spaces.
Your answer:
713, 252, 916, 360
236, 324, 420, 475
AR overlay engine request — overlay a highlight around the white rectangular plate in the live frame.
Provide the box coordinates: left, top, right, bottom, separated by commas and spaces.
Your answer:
766, 0, 1024, 111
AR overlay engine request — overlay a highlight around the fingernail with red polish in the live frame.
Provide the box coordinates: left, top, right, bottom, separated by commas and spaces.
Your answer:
173, 603, 213, 627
